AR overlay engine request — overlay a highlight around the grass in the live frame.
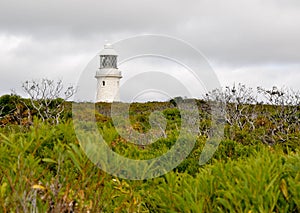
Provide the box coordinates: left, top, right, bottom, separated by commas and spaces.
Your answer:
0, 119, 299, 212
0, 99, 299, 212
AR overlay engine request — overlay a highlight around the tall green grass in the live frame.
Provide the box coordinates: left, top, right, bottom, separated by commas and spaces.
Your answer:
145, 148, 300, 212
0, 120, 299, 212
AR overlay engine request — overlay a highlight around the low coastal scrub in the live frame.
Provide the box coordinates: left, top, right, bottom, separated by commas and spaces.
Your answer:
0, 118, 299, 212
1, 84, 300, 212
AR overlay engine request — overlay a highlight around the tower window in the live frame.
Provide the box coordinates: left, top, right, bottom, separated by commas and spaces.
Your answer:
102, 81, 105, 86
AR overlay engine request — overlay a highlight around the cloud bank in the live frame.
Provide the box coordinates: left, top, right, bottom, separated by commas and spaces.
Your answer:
0, 0, 299, 98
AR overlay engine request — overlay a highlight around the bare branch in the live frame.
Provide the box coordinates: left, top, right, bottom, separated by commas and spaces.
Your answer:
22, 78, 75, 124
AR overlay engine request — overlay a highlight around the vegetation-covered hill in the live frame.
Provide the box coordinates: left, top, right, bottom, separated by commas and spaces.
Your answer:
0, 83, 300, 212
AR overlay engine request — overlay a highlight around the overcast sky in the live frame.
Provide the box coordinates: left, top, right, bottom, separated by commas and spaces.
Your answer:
0, 0, 300, 100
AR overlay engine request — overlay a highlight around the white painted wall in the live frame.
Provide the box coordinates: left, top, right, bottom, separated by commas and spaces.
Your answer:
96, 75, 121, 102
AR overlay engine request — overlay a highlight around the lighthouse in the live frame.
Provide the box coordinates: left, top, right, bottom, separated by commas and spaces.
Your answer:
95, 43, 122, 102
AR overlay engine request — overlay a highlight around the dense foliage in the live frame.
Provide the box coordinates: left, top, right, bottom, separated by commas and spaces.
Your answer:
0, 84, 300, 212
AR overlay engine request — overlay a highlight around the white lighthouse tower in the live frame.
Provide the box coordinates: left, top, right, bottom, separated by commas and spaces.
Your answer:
95, 43, 122, 102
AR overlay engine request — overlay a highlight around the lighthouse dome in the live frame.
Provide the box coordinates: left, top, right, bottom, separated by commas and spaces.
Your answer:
100, 43, 118, 56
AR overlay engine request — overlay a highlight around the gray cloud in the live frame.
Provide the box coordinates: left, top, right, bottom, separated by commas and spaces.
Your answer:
0, 0, 299, 97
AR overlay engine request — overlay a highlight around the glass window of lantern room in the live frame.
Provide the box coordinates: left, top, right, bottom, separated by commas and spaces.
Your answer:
100, 56, 106, 68
101, 55, 117, 68
108, 55, 115, 68
112, 56, 117, 68
107, 56, 112, 67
